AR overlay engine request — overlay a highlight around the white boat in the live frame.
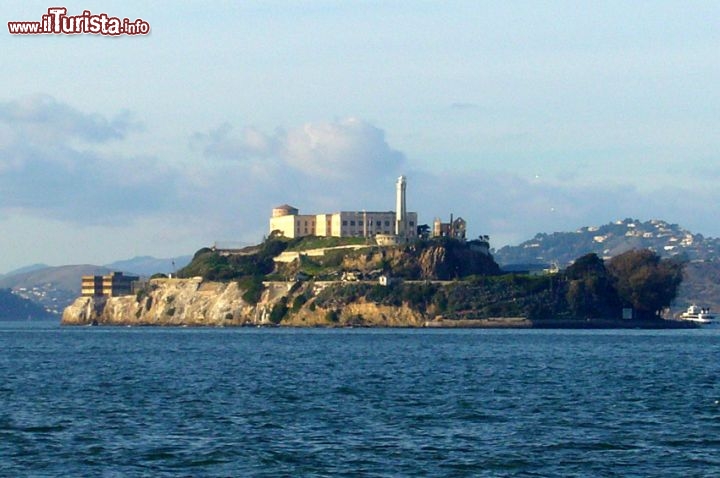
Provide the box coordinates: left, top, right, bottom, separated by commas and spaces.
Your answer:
678, 304, 716, 325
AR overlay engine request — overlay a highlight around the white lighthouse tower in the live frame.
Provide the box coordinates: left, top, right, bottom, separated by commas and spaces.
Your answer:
395, 175, 407, 239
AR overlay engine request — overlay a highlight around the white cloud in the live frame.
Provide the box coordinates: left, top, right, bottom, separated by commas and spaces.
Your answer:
191, 117, 405, 180
0, 94, 140, 146
189, 123, 277, 160
282, 117, 405, 179
0, 94, 171, 223
0, 95, 408, 243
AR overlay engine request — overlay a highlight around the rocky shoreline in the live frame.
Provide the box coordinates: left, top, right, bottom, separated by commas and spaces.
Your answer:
61, 278, 698, 329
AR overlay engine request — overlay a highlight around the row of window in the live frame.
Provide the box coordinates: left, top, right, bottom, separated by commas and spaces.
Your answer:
342, 219, 391, 227
341, 229, 393, 236
339, 220, 416, 227
295, 221, 418, 236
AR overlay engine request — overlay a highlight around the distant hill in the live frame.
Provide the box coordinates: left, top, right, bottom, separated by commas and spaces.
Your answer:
0, 288, 55, 320
493, 218, 720, 315
676, 261, 720, 314
104, 255, 191, 277
494, 218, 719, 267
0, 265, 113, 315
0, 264, 112, 292
3, 263, 50, 277
0, 255, 192, 315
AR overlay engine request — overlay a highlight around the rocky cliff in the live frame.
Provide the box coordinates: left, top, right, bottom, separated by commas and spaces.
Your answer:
61, 273, 689, 328
62, 237, 502, 327
62, 278, 256, 326
61, 277, 429, 327
339, 239, 499, 280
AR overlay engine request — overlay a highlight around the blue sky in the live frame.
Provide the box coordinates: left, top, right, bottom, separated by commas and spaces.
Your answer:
1, 1, 718, 272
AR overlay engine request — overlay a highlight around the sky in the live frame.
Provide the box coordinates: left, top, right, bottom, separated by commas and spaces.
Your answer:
1, 1, 719, 273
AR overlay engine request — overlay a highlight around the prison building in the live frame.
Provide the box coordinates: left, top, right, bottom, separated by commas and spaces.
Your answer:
81, 272, 139, 297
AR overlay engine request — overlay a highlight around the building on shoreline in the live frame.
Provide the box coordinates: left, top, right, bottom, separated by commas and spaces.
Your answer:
81, 272, 139, 297
270, 176, 418, 244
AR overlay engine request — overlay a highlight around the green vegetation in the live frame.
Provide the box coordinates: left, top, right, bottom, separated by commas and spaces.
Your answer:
238, 276, 265, 305
180, 236, 500, 283
606, 249, 684, 319
285, 236, 368, 251
325, 309, 340, 323
291, 294, 307, 312
311, 250, 684, 322
179, 234, 683, 323
178, 238, 288, 281
564, 253, 619, 319
269, 297, 288, 324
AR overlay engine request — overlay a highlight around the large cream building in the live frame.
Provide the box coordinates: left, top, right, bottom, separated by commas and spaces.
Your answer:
269, 176, 418, 242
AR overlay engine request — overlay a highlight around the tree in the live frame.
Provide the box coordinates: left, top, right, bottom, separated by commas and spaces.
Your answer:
563, 253, 620, 319
607, 249, 684, 319
269, 297, 288, 324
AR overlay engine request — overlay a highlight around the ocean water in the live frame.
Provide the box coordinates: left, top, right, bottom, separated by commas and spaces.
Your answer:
1, 322, 719, 477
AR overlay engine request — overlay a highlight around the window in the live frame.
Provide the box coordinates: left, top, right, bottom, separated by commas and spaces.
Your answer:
342, 220, 348, 226
350, 220, 355, 226
384, 221, 390, 226
409, 221, 415, 227
376, 220, 381, 227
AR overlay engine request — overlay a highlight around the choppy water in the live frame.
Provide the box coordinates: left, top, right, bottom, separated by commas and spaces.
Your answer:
1, 322, 719, 477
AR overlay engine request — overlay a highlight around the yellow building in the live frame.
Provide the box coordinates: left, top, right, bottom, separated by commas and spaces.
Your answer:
81, 272, 139, 297
81, 275, 103, 297
269, 177, 418, 242
270, 209, 418, 239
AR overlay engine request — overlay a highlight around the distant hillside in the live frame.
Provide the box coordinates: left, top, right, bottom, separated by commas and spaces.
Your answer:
0, 288, 55, 320
494, 218, 719, 267
3, 263, 50, 277
676, 261, 720, 313
0, 255, 193, 314
105, 255, 192, 277
493, 218, 720, 314
0, 265, 112, 315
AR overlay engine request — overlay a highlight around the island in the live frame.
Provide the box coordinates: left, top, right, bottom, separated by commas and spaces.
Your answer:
62, 176, 689, 328
62, 235, 689, 328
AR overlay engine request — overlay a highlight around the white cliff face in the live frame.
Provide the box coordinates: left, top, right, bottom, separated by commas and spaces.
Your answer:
61, 276, 433, 327
61, 296, 104, 325
62, 278, 259, 326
